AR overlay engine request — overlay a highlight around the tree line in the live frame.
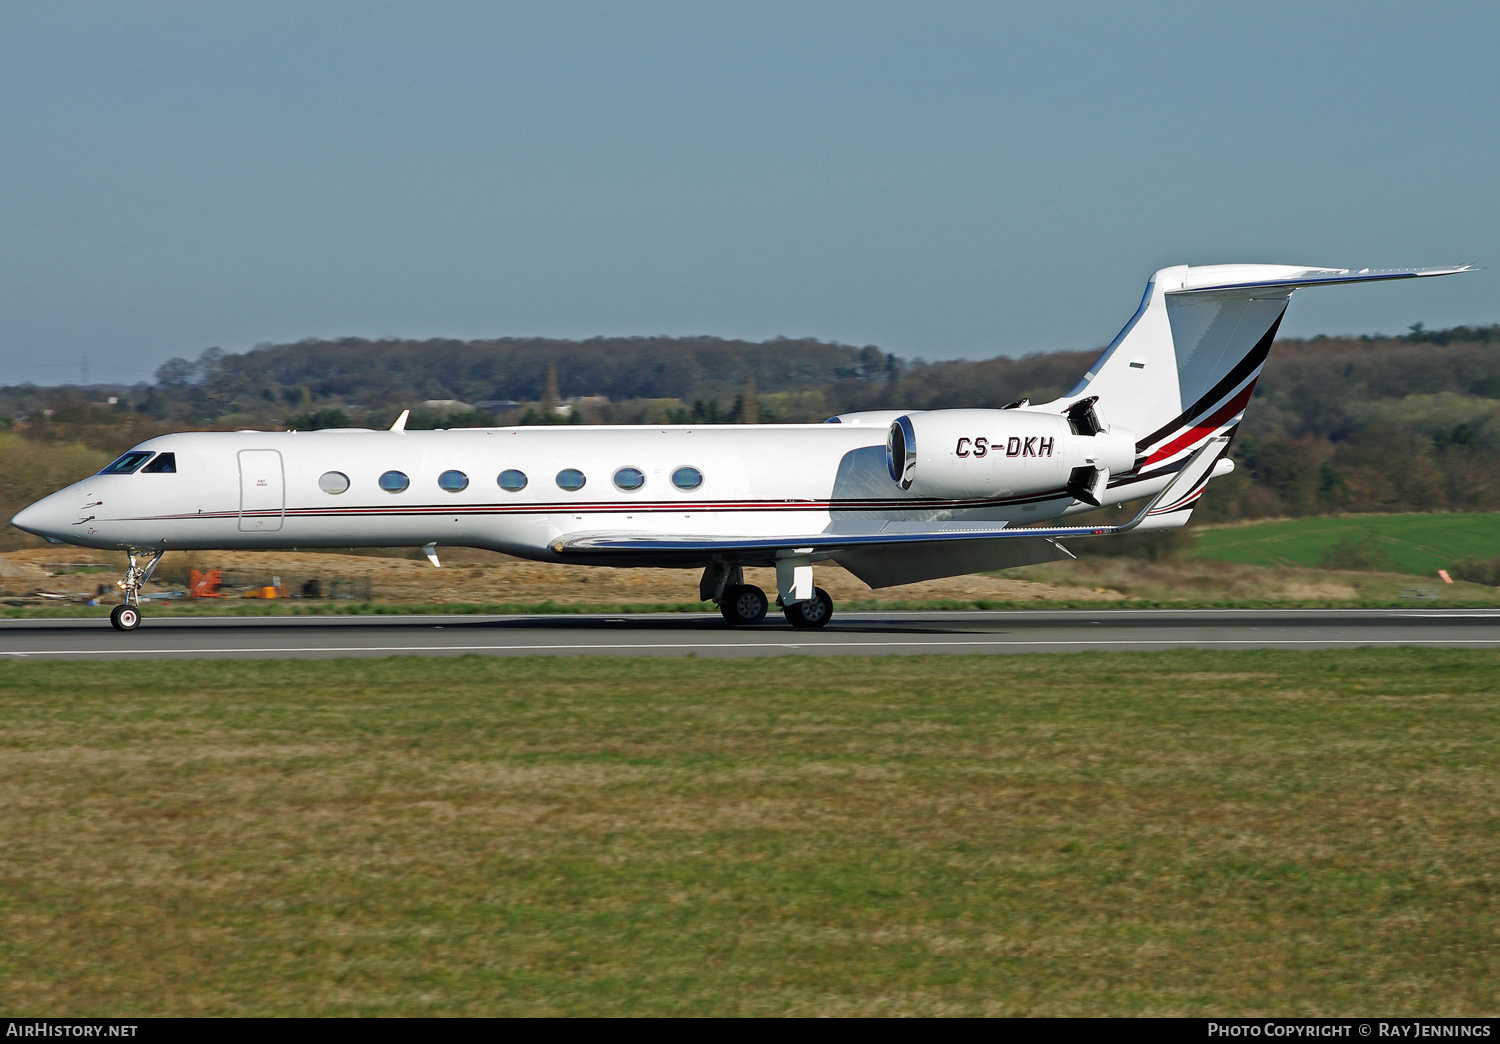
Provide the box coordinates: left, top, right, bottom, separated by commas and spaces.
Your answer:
2, 325, 1499, 549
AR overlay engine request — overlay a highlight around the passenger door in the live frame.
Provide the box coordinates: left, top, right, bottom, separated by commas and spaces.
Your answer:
238, 449, 285, 532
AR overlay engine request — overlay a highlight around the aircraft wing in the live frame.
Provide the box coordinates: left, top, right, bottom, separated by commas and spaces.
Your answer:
555, 437, 1228, 562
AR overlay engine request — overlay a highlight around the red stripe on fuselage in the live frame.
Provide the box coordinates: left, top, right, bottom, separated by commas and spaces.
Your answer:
121, 486, 1079, 523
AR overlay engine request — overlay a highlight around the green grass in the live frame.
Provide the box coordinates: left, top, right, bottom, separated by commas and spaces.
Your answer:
1, 651, 1496, 1015
1193, 512, 1500, 575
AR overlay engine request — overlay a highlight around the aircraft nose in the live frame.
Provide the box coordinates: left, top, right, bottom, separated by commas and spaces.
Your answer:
10, 493, 69, 540
10, 501, 44, 534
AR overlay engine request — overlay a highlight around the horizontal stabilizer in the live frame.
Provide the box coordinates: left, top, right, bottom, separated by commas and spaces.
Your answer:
1168, 264, 1476, 296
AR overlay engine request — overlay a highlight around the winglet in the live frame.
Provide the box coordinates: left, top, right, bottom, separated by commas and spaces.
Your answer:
1116, 436, 1229, 533
391, 409, 410, 433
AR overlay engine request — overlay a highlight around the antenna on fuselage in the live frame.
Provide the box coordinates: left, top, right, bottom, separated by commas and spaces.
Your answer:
390, 409, 410, 432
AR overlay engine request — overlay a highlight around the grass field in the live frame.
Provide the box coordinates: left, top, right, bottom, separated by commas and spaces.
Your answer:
1, 651, 1496, 1016
1192, 512, 1500, 575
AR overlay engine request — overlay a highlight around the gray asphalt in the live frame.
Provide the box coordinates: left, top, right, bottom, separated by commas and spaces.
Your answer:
0, 608, 1497, 660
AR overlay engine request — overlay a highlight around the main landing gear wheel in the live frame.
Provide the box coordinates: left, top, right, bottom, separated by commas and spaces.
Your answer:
110, 604, 141, 632
783, 587, 834, 629
720, 584, 769, 626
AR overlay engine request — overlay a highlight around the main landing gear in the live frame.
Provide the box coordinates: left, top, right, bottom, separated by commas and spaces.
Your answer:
782, 587, 834, 629
720, 583, 769, 625
110, 550, 163, 632
702, 562, 835, 629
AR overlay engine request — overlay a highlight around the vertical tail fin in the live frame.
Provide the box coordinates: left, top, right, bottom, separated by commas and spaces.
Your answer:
1060, 264, 1474, 482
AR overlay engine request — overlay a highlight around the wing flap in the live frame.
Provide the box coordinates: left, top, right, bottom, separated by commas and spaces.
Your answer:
832, 535, 1073, 589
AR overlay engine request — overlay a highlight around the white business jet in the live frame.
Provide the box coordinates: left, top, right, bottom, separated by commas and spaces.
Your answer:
11, 262, 1472, 631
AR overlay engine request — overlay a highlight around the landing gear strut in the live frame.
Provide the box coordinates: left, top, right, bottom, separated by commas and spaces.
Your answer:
774, 556, 834, 629
111, 550, 163, 632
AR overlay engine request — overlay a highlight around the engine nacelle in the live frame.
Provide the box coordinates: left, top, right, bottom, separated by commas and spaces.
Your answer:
886, 408, 1136, 500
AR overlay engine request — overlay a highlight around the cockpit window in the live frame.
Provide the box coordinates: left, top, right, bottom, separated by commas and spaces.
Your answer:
141, 452, 177, 474
99, 451, 154, 475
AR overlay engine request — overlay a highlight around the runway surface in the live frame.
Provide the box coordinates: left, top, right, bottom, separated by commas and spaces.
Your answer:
1, 608, 1498, 660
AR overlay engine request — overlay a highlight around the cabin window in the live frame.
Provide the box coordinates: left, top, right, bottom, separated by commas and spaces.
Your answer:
613, 467, 645, 492
498, 469, 528, 492
140, 452, 177, 474
378, 470, 410, 493
671, 466, 703, 491
438, 470, 469, 493
319, 471, 350, 494
98, 451, 154, 475
556, 468, 586, 491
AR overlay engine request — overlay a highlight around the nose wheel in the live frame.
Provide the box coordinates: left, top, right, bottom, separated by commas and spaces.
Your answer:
109, 549, 163, 632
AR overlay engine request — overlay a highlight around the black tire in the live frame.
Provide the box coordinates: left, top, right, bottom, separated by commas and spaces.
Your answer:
783, 587, 834, 629
110, 604, 142, 632
721, 584, 768, 626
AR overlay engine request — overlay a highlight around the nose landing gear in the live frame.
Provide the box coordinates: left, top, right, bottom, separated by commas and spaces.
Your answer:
110, 550, 163, 632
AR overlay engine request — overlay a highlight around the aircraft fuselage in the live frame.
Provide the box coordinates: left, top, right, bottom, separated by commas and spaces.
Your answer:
15, 421, 1143, 566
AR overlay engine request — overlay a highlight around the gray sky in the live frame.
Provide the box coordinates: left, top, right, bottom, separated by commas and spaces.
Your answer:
1, 1, 1495, 386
